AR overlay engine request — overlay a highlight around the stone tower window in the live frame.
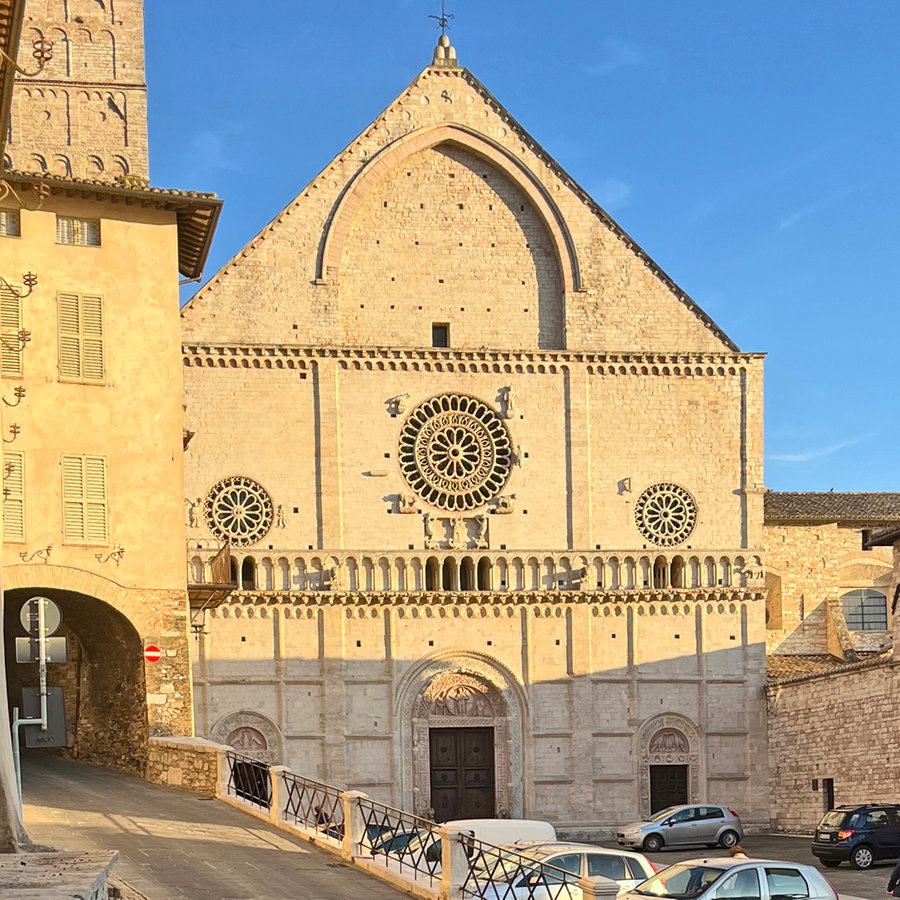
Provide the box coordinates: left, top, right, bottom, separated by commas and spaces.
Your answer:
634, 483, 697, 547
432, 323, 449, 348
203, 475, 274, 547
398, 393, 512, 512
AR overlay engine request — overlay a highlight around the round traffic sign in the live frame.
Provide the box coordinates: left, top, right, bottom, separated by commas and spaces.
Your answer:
20, 597, 61, 637
144, 645, 162, 663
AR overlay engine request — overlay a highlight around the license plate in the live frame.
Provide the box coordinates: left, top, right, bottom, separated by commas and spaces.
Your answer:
817, 832, 832, 841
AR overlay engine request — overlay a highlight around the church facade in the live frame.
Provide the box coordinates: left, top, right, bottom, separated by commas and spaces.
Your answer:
181, 36, 770, 833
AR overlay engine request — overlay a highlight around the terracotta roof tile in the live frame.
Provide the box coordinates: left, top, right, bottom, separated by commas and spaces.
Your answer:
767, 650, 891, 685
764, 492, 900, 525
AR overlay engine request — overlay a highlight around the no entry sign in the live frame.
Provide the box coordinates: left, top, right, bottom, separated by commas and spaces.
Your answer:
144, 645, 162, 663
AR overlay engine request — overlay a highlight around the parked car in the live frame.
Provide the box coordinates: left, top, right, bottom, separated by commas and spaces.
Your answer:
811, 803, 900, 869
617, 805, 743, 852
474, 841, 657, 897
618, 858, 838, 900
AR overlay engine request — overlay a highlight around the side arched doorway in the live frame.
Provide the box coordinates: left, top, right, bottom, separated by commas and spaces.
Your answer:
3, 587, 147, 773
637, 714, 703, 816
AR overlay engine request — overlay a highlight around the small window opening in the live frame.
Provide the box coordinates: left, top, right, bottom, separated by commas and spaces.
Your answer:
432, 323, 449, 348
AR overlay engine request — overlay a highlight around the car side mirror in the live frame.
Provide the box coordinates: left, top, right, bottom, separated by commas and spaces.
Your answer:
666, 819, 676, 826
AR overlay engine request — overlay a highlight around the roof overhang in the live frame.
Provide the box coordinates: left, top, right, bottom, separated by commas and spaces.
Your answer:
2, 170, 222, 279
0, 0, 26, 164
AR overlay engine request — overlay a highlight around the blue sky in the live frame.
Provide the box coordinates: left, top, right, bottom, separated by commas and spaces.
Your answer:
147, 2, 899, 493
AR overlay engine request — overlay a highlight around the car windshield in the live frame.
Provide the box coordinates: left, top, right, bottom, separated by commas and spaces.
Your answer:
630, 863, 726, 898
648, 806, 681, 823
473, 847, 544, 881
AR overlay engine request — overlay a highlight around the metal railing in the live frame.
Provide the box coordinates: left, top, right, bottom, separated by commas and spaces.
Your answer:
359, 797, 442, 884
225, 751, 271, 810
461, 838, 583, 899
281, 770, 345, 842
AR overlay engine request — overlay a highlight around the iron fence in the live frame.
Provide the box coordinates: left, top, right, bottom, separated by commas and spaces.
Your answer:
359, 797, 442, 883
280, 770, 345, 841
461, 838, 583, 899
225, 751, 272, 810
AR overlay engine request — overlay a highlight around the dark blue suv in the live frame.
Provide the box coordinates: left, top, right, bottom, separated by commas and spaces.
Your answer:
811, 804, 900, 869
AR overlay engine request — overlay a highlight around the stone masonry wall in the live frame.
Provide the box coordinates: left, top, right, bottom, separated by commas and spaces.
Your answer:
7, 0, 148, 180
767, 661, 900, 833
764, 524, 893, 656
146, 736, 225, 795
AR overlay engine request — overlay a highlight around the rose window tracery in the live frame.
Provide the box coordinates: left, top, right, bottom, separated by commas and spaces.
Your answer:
398, 393, 512, 511
204, 475, 274, 547
634, 482, 697, 547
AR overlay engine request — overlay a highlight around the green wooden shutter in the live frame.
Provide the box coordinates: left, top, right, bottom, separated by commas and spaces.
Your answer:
3, 451, 25, 541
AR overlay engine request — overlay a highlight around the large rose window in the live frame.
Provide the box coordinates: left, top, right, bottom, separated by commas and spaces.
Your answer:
634, 482, 697, 547
204, 475, 274, 547
398, 393, 512, 511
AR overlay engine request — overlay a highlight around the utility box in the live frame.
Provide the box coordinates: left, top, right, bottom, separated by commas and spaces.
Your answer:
21, 687, 68, 748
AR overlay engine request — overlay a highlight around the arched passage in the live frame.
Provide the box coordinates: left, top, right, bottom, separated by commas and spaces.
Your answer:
4, 586, 147, 773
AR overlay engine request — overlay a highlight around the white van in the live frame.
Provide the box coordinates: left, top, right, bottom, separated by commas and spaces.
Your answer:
401, 818, 556, 870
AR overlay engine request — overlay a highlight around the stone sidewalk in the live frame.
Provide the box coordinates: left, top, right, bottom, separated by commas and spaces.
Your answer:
21, 751, 407, 899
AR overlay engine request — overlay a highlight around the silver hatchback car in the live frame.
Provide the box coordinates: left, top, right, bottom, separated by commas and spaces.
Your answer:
618, 857, 838, 900
617, 804, 743, 852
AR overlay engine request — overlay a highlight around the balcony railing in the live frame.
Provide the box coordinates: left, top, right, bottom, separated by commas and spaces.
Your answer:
188, 542, 763, 595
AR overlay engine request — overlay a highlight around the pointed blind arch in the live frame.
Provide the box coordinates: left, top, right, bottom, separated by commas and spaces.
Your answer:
318, 124, 581, 293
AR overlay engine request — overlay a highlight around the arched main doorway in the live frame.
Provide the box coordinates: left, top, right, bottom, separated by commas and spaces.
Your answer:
397, 653, 526, 821
3, 587, 147, 773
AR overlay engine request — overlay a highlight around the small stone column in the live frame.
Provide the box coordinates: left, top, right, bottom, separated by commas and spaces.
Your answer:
340, 790, 370, 861
438, 826, 470, 900
267, 766, 289, 826
578, 875, 620, 899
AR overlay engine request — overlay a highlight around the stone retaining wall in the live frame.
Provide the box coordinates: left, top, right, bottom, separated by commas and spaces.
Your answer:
145, 736, 227, 795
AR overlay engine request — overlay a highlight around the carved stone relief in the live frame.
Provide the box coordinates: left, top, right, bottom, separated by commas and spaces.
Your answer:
209, 709, 282, 765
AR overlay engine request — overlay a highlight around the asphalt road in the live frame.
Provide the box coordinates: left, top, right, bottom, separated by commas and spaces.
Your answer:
595, 833, 889, 900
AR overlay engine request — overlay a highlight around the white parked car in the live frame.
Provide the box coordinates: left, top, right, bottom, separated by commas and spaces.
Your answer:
471, 841, 657, 897
617, 858, 838, 900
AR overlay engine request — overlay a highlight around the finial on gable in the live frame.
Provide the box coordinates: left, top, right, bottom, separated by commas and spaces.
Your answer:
432, 33, 458, 67
429, 1, 458, 67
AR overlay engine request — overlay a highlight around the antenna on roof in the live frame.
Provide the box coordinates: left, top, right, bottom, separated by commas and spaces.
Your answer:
429, 0, 454, 35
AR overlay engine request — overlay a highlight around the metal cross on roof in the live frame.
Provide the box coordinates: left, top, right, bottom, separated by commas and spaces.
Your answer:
429, 0, 454, 34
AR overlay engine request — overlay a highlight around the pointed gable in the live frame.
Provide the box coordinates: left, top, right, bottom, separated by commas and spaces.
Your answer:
182, 41, 738, 354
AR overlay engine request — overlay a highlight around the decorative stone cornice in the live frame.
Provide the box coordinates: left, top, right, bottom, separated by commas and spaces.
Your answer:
182, 342, 763, 375
213, 588, 764, 609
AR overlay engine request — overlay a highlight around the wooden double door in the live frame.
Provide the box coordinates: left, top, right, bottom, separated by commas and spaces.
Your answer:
429, 727, 495, 822
650, 764, 688, 813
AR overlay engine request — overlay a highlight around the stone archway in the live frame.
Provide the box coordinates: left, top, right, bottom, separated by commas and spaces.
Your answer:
397, 653, 526, 820
209, 709, 282, 765
637, 713, 703, 817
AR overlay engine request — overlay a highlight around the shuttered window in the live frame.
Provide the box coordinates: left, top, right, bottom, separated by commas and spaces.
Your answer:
1, 285, 23, 377
62, 454, 107, 545
58, 293, 104, 383
3, 451, 25, 542
56, 215, 100, 246
0, 210, 21, 237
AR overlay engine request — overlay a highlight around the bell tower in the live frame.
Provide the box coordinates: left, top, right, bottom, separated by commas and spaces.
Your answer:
5, 0, 148, 182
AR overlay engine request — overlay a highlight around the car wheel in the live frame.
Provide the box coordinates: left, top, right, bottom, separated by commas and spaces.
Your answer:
821, 860, 841, 868
643, 834, 664, 852
850, 846, 875, 870
719, 830, 739, 849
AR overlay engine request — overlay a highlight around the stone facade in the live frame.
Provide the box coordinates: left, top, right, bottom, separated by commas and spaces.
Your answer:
182, 38, 770, 835
5, 0, 148, 181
